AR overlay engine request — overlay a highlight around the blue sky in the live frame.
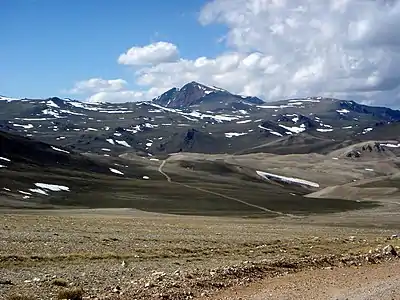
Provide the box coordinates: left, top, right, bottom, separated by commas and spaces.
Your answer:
1, 0, 225, 98
2, 0, 400, 107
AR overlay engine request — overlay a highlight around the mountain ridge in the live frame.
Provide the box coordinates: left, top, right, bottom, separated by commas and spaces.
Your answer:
0, 81, 400, 158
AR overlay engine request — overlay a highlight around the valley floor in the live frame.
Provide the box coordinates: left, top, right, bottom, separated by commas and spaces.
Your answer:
1, 205, 399, 300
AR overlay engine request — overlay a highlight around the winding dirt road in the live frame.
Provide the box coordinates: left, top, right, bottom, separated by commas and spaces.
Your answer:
158, 160, 297, 217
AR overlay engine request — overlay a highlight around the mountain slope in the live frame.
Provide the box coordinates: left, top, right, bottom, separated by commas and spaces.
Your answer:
1, 83, 400, 158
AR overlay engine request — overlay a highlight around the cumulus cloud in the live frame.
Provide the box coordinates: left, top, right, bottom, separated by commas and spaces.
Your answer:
86, 87, 166, 103
70, 0, 400, 106
118, 41, 179, 66
135, 0, 400, 106
69, 78, 127, 94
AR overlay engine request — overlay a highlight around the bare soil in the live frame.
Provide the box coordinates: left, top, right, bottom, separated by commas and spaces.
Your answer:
1, 207, 399, 300
209, 259, 400, 300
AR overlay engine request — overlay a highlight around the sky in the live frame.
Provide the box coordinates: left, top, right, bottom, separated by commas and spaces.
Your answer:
2, 0, 400, 108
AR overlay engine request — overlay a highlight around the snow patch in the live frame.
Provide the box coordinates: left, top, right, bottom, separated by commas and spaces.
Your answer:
115, 140, 131, 148
256, 170, 320, 188
236, 119, 252, 124
258, 125, 283, 136
106, 139, 115, 145
46, 100, 60, 108
35, 183, 70, 192
29, 188, 48, 195
225, 132, 248, 138
18, 190, 32, 196
362, 128, 373, 134
380, 143, 400, 148
278, 124, 306, 133
51, 146, 70, 154
109, 168, 124, 175
13, 123, 34, 129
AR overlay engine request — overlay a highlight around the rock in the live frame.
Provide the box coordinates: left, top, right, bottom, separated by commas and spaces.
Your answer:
382, 245, 398, 256
0, 279, 13, 285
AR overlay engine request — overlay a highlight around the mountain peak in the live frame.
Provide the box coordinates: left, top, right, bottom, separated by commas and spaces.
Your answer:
152, 81, 253, 109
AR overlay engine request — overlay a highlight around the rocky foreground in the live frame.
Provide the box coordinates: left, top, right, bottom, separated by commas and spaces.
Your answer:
1, 222, 398, 300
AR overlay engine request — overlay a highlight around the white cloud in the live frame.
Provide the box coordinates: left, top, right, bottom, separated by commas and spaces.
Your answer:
86, 87, 165, 103
118, 41, 179, 66
69, 78, 127, 94
70, 0, 400, 106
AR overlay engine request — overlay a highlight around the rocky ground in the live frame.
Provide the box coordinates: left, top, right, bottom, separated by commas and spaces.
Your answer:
0, 209, 399, 300
210, 259, 400, 300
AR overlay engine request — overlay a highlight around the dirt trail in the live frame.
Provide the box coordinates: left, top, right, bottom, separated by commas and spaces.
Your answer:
158, 160, 297, 217
208, 260, 400, 300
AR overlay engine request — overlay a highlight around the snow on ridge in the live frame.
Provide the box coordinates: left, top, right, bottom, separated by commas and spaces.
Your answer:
149, 103, 241, 123
0, 157, 11, 162
50, 146, 70, 154
278, 124, 306, 134
0, 96, 20, 102
258, 125, 283, 136
317, 128, 334, 132
115, 140, 131, 148
380, 142, 400, 148
106, 138, 115, 145
42, 109, 63, 118
256, 170, 320, 188
289, 99, 320, 103
35, 183, 70, 192
336, 109, 350, 114
46, 100, 60, 108
59, 109, 87, 116
68, 101, 100, 111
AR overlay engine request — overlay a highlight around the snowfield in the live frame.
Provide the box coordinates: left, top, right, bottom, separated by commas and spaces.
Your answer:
256, 170, 320, 188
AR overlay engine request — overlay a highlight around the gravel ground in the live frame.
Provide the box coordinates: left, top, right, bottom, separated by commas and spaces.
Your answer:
210, 259, 400, 300
0, 209, 399, 300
